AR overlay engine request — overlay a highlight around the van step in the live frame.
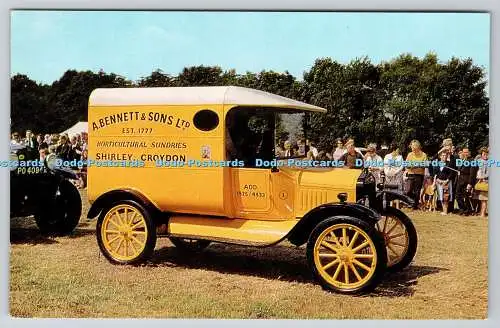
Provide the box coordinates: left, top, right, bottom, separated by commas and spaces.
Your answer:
167, 215, 298, 246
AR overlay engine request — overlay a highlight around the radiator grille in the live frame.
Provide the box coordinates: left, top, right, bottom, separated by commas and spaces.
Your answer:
299, 189, 328, 211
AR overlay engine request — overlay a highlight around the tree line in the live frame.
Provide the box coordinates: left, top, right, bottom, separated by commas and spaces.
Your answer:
11, 52, 489, 156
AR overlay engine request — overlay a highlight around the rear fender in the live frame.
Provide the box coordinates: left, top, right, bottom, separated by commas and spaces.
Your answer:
87, 189, 162, 220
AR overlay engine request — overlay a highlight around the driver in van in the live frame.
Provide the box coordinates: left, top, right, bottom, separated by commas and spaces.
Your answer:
225, 114, 237, 160
256, 123, 274, 161
226, 112, 257, 164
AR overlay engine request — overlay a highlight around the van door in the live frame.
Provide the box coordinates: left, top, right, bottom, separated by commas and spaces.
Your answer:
225, 107, 276, 217
230, 168, 271, 215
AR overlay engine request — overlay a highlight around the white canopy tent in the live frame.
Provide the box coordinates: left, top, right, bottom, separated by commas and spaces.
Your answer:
60, 122, 88, 137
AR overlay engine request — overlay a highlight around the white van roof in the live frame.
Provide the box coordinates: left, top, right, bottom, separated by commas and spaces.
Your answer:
89, 86, 327, 113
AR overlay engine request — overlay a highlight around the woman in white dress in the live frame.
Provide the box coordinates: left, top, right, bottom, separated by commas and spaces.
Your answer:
332, 138, 345, 161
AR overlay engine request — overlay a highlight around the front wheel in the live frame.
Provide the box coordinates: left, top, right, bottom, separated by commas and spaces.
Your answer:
35, 179, 82, 236
96, 200, 157, 265
376, 206, 418, 272
306, 216, 387, 295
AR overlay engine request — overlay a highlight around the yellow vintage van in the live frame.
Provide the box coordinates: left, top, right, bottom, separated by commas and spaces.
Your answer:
86, 86, 417, 294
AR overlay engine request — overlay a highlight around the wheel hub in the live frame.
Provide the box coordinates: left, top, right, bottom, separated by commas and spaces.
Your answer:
338, 248, 354, 263
119, 227, 133, 240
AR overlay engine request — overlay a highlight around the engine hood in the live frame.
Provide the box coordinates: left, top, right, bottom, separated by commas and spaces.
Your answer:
295, 167, 362, 189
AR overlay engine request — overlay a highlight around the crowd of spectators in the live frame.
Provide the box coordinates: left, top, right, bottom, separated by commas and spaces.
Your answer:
275, 137, 489, 218
10, 130, 88, 189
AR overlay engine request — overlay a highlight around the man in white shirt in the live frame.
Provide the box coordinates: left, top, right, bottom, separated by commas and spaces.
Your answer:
307, 140, 319, 159
283, 140, 293, 158
11, 132, 23, 146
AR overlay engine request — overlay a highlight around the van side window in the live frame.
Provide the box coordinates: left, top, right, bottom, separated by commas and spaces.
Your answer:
193, 109, 219, 131
226, 108, 274, 167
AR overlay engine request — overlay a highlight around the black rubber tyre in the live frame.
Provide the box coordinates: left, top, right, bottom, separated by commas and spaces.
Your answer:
377, 206, 418, 273
170, 237, 211, 252
35, 180, 82, 236
306, 216, 387, 295
96, 200, 157, 265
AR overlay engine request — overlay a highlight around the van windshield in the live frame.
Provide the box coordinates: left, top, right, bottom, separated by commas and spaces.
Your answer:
274, 112, 308, 160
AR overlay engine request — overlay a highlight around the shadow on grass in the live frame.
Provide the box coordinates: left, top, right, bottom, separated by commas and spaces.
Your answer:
66, 228, 95, 239
148, 242, 446, 297
149, 243, 311, 283
10, 226, 60, 245
10, 217, 95, 245
371, 265, 449, 297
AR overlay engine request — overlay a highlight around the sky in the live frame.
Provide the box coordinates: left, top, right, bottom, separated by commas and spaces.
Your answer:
10, 11, 490, 84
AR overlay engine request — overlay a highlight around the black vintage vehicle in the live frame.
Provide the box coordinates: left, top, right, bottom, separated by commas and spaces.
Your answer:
356, 169, 418, 272
10, 144, 82, 235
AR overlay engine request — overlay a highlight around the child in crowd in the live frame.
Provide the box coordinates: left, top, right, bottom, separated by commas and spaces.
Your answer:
421, 176, 436, 211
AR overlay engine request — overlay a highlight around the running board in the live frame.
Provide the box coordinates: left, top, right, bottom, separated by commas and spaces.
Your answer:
166, 215, 298, 247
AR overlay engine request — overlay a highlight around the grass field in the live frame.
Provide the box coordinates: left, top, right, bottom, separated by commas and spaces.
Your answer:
9, 190, 488, 319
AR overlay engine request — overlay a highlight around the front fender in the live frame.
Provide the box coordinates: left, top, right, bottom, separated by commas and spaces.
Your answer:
286, 202, 381, 246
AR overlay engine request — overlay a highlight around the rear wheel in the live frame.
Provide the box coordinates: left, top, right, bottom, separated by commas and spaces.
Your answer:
35, 179, 82, 236
306, 216, 387, 294
96, 200, 156, 265
170, 237, 211, 252
376, 206, 417, 272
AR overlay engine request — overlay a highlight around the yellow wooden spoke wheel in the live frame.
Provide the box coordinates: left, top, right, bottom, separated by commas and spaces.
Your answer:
307, 217, 387, 294
377, 216, 408, 266
376, 207, 418, 272
97, 201, 156, 264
